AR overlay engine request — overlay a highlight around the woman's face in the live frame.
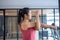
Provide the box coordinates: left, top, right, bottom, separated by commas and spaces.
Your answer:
24, 10, 32, 20
27, 10, 32, 20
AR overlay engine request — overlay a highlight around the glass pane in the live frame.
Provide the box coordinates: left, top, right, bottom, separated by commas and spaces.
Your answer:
47, 17, 54, 21
0, 11, 4, 40
55, 9, 59, 40
5, 10, 17, 16
55, 9, 59, 26
55, 18, 59, 26
55, 9, 59, 17
0, 11, 3, 15
47, 17, 55, 40
43, 9, 54, 17
43, 9, 54, 40
5, 10, 19, 40
5, 17, 18, 40
55, 17, 59, 40
43, 9, 59, 40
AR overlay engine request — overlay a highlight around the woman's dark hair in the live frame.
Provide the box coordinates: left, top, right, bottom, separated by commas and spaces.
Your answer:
18, 7, 29, 24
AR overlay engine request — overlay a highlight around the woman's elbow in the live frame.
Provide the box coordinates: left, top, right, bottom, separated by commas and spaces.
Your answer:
35, 26, 40, 31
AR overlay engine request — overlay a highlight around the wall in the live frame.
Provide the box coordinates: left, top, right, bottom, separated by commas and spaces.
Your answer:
0, 0, 58, 9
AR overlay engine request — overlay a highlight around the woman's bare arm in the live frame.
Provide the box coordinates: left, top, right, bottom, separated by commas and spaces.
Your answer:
41, 23, 57, 30
34, 11, 41, 30
27, 11, 41, 30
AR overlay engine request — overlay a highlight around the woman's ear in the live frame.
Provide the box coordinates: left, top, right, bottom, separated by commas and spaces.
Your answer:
24, 14, 27, 18
24, 14, 26, 17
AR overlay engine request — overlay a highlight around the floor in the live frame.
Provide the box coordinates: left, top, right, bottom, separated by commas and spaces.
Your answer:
0, 37, 60, 40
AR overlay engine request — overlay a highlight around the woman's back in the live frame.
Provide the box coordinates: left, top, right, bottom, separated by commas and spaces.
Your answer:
21, 27, 36, 40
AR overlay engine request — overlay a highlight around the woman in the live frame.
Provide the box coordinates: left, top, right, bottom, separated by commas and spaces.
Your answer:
18, 7, 57, 40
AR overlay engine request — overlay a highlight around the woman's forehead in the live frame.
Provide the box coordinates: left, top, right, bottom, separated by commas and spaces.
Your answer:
29, 10, 32, 14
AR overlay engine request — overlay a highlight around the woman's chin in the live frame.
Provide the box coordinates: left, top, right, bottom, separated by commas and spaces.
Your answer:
29, 19, 31, 22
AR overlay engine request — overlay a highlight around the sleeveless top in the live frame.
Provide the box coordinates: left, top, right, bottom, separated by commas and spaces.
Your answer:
21, 27, 36, 40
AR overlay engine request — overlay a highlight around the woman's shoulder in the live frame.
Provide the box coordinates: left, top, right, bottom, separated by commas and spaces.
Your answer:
20, 22, 28, 30
30, 22, 36, 27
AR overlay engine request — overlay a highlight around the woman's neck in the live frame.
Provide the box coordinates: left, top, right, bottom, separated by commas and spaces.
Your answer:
23, 19, 29, 22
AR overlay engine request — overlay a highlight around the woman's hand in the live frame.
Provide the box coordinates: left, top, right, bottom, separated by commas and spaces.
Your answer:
34, 10, 40, 16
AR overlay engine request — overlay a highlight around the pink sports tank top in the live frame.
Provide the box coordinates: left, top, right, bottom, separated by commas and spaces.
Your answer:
21, 27, 36, 40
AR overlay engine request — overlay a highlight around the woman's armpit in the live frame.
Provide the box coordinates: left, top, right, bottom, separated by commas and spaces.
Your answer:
20, 23, 28, 30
